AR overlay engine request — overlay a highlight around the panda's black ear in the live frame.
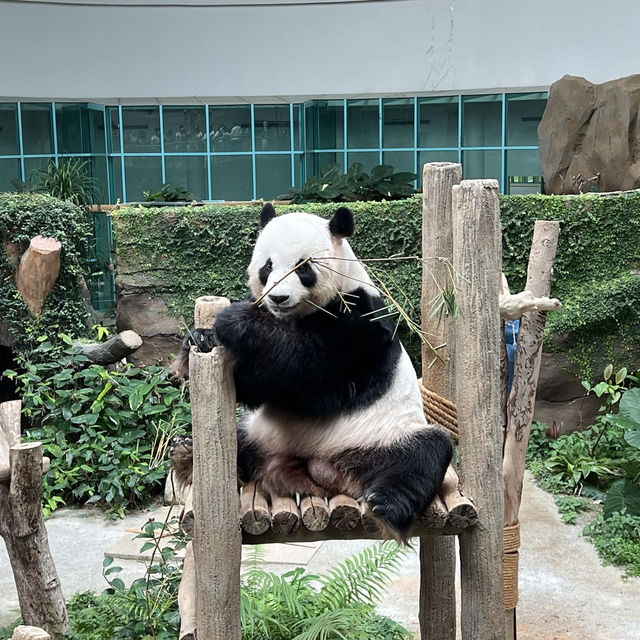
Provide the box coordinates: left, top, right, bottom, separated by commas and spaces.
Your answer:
260, 203, 276, 229
329, 207, 354, 239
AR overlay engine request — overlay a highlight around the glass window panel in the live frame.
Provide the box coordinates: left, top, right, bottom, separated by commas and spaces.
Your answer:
165, 155, 208, 200
347, 99, 379, 149
506, 93, 547, 146
24, 156, 54, 187
418, 151, 459, 186
90, 155, 109, 203
111, 156, 123, 203
419, 96, 458, 148
0, 158, 21, 192
462, 150, 502, 186
122, 107, 160, 153
307, 151, 342, 178
89, 108, 106, 155
462, 95, 501, 147
294, 154, 303, 188
163, 107, 206, 153
0, 104, 19, 155
506, 149, 543, 194
293, 105, 302, 151
56, 104, 90, 154
211, 155, 252, 201
383, 151, 415, 175
209, 106, 251, 152
21, 103, 53, 155
255, 105, 291, 152
124, 156, 162, 202
307, 101, 344, 150
256, 154, 291, 200
107, 107, 121, 154
347, 151, 379, 174
383, 98, 414, 149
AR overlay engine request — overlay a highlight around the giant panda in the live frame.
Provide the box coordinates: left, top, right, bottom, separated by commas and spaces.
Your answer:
172, 203, 453, 540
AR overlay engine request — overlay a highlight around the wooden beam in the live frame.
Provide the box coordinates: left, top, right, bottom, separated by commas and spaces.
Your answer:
189, 295, 241, 640
419, 161, 461, 640
453, 179, 504, 640
503, 221, 560, 526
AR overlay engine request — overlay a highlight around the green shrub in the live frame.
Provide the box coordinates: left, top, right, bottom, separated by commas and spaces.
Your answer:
4, 334, 190, 517
584, 510, 640, 578
279, 162, 417, 203
0, 193, 93, 357
113, 191, 640, 377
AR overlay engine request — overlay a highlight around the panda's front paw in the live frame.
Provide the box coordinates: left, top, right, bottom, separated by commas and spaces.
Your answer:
188, 328, 218, 353
364, 485, 415, 533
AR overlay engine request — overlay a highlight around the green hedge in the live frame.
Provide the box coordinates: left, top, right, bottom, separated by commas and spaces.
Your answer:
0, 193, 92, 356
113, 192, 640, 378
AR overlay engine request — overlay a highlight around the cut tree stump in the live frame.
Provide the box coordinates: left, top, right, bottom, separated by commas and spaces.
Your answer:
74, 330, 142, 365
15, 236, 62, 316
0, 401, 69, 639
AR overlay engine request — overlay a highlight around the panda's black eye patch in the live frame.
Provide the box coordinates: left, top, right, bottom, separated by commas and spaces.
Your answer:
296, 258, 317, 288
258, 258, 273, 286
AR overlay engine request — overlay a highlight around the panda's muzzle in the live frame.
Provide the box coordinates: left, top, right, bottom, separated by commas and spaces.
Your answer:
268, 294, 290, 305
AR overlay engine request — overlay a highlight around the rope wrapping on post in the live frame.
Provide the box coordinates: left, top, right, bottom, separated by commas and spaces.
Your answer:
419, 381, 459, 442
503, 522, 521, 611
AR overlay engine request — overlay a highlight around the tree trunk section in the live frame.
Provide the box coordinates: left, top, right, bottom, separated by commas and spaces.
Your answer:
453, 180, 504, 640
0, 437, 69, 639
419, 161, 461, 640
15, 236, 62, 316
503, 221, 560, 526
74, 330, 142, 365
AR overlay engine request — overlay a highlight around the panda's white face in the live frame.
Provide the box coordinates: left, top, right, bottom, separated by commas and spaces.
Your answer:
248, 212, 340, 318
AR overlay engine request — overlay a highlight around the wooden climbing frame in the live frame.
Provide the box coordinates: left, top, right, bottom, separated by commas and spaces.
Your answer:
178, 162, 560, 640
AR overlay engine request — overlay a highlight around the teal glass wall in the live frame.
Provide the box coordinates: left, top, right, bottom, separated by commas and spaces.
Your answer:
0, 93, 547, 203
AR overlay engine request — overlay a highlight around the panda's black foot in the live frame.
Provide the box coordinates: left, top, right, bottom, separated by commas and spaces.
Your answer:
363, 484, 415, 537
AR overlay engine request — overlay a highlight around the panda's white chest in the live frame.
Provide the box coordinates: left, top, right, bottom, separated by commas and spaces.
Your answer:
240, 349, 428, 458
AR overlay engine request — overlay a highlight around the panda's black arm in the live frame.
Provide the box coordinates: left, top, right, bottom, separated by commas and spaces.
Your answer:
214, 290, 399, 418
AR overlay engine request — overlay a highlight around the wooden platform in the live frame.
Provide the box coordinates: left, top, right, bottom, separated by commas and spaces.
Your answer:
181, 465, 477, 543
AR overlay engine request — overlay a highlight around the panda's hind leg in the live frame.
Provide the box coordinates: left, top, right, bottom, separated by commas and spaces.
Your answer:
358, 428, 453, 540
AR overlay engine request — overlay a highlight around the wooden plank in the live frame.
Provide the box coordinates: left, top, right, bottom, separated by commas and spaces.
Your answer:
328, 495, 360, 530
440, 466, 478, 528
453, 179, 505, 640
190, 292, 241, 640
300, 496, 329, 531
419, 161, 461, 640
240, 482, 270, 535
270, 495, 300, 535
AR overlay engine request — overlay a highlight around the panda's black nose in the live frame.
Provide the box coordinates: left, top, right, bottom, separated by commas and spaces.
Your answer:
268, 294, 290, 305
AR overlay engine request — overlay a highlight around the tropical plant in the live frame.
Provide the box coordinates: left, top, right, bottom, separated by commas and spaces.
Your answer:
143, 183, 193, 203
37, 157, 97, 205
3, 333, 191, 517
279, 162, 417, 203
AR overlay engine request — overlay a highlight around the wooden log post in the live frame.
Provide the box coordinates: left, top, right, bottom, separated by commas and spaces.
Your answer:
453, 180, 504, 640
189, 295, 242, 640
74, 330, 142, 365
15, 236, 62, 316
0, 401, 69, 639
419, 161, 461, 640
502, 221, 560, 638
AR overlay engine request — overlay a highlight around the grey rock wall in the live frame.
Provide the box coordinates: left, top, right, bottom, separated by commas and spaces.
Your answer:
539, 74, 640, 194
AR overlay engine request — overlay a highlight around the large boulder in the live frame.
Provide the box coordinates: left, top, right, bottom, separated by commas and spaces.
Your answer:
539, 74, 640, 194
534, 351, 601, 433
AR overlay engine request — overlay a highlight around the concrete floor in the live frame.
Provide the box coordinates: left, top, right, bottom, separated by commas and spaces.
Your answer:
2, 472, 640, 638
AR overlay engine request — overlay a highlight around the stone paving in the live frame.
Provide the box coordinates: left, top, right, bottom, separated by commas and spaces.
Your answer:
2, 472, 640, 638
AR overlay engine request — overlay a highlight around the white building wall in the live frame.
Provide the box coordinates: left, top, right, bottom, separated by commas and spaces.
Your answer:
1, 0, 639, 102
